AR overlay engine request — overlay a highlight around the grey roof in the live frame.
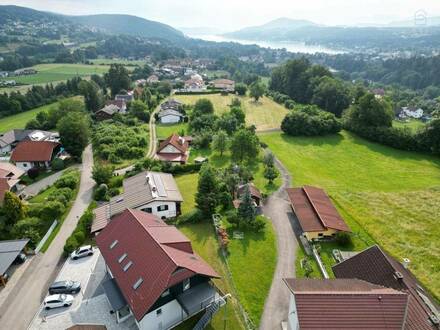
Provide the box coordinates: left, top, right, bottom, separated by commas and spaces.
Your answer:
158, 109, 184, 118
92, 171, 183, 232
96, 104, 120, 116
103, 278, 127, 311
0, 129, 57, 148
0, 239, 29, 274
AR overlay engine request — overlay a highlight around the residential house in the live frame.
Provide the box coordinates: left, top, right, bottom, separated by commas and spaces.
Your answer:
398, 107, 424, 119
233, 183, 262, 209
96, 209, 224, 329
184, 78, 205, 92
95, 104, 125, 121
106, 100, 127, 112
135, 79, 147, 86
13, 68, 37, 76
146, 75, 159, 84
210, 79, 235, 92
115, 93, 134, 103
283, 278, 409, 330
156, 134, 190, 164
160, 99, 183, 111
333, 245, 440, 330
10, 141, 61, 171
158, 109, 184, 124
0, 162, 24, 204
91, 171, 183, 234
0, 129, 59, 154
0, 71, 8, 78
372, 88, 385, 99
286, 186, 351, 241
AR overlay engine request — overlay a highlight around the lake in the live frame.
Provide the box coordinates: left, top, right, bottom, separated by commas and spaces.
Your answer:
190, 34, 344, 54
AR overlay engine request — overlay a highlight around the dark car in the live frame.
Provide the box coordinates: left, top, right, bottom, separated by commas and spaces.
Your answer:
49, 280, 81, 295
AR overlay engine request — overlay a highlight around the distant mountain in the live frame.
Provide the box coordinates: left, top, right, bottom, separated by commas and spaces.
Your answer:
69, 14, 184, 41
0, 5, 184, 42
224, 17, 319, 40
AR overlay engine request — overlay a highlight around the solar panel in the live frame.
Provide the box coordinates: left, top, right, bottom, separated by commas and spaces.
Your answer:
153, 173, 167, 197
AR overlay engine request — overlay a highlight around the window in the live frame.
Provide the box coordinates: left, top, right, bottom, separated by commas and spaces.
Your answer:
110, 240, 118, 249
161, 289, 170, 298
23, 163, 27, 168
123, 261, 133, 272
183, 278, 190, 291
142, 207, 153, 213
318, 233, 324, 237
118, 253, 127, 263
133, 277, 143, 290
156, 309, 162, 316
157, 205, 169, 212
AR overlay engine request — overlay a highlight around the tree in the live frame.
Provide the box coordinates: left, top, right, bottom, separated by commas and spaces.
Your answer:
129, 100, 150, 122
235, 83, 247, 96
79, 80, 103, 112
3, 191, 26, 228
237, 185, 256, 225
193, 99, 214, 116
58, 112, 91, 159
263, 151, 275, 167
311, 76, 351, 117
344, 93, 394, 128
212, 131, 228, 156
249, 81, 265, 102
264, 165, 278, 184
92, 164, 114, 185
104, 64, 131, 97
195, 164, 218, 218
230, 106, 245, 125
230, 129, 259, 163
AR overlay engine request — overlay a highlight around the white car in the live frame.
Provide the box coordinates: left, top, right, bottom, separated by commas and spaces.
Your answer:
44, 294, 74, 310
70, 245, 93, 260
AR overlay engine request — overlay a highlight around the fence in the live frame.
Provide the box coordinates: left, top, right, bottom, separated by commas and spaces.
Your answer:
34, 220, 58, 254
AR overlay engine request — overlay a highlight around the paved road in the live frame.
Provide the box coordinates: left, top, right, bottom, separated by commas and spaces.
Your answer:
259, 157, 299, 330
0, 145, 95, 330
22, 165, 79, 197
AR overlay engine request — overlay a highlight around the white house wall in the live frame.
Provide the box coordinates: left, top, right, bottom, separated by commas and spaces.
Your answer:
160, 144, 181, 154
137, 299, 187, 330
160, 115, 181, 124
136, 200, 178, 219
288, 293, 299, 330
15, 162, 33, 171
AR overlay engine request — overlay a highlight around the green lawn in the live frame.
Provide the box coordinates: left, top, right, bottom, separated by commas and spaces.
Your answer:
259, 130, 440, 300
0, 97, 82, 133
176, 174, 277, 327
174, 94, 288, 131
156, 122, 189, 140
0, 63, 109, 85
393, 119, 425, 132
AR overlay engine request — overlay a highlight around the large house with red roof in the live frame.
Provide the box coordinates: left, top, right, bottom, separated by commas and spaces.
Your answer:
10, 140, 61, 171
156, 134, 190, 164
96, 209, 225, 330
286, 185, 351, 241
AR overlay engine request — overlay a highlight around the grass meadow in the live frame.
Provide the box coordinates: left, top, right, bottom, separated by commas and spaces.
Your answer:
259, 130, 440, 301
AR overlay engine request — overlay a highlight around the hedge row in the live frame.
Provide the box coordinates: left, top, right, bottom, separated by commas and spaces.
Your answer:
174, 90, 223, 96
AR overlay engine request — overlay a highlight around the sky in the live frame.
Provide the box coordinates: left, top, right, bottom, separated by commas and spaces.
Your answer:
1, 0, 440, 31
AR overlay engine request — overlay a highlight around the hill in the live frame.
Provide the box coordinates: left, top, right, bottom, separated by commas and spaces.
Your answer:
69, 14, 184, 41
224, 17, 319, 40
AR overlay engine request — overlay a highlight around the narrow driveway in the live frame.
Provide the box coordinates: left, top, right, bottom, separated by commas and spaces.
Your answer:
0, 145, 95, 330
259, 157, 298, 330
22, 165, 79, 197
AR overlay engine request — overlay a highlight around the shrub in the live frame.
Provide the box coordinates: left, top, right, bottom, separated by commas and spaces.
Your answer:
27, 167, 40, 180
63, 236, 78, 256
108, 175, 123, 189
177, 209, 204, 225
51, 158, 65, 171
55, 172, 79, 189
252, 216, 267, 232
73, 231, 86, 245
94, 184, 108, 201
39, 201, 65, 221
335, 232, 352, 247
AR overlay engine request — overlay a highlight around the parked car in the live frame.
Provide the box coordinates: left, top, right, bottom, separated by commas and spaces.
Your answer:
49, 280, 81, 295
70, 245, 93, 260
43, 294, 74, 309
13, 253, 27, 265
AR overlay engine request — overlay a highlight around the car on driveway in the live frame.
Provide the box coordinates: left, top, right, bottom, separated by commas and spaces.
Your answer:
43, 294, 74, 310
70, 245, 93, 260
49, 280, 81, 295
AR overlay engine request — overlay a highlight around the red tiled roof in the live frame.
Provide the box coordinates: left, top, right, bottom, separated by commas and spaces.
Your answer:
157, 134, 189, 154
287, 186, 351, 233
333, 245, 439, 330
95, 209, 219, 321
10, 141, 59, 162
106, 100, 125, 109
284, 278, 409, 329
238, 183, 262, 200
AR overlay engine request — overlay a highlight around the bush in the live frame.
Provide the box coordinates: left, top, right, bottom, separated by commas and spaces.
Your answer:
73, 231, 86, 245
177, 209, 204, 225
94, 184, 108, 201
55, 172, 79, 189
39, 201, 65, 221
63, 236, 78, 256
51, 158, 65, 171
27, 167, 40, 180
335, 232, 352, 247
63, 203, 96, 257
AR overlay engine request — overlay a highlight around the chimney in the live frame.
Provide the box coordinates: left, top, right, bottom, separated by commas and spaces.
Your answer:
402, 258, 410, 269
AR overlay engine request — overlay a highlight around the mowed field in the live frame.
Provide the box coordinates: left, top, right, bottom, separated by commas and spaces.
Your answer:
259, 130, 440, 300
0, 63, 110, 85
174, 94, 288, 131
0, 96, 82, 133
